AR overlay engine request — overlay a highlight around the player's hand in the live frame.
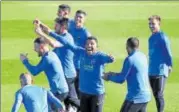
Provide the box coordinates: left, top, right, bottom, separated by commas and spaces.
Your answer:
168, 66, 172, 74
33, 18, 52, 34
109, 54, 115, 62
33, 18, 41, 27
34, 25, 43, 35
20, 53, 28, 61
41, 25, 51, 34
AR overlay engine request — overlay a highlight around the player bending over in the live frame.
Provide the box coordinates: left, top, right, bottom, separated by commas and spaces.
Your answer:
11, 73, 65, 112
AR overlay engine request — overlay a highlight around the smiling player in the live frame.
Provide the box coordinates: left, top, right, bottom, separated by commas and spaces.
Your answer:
34, 21, 114, 112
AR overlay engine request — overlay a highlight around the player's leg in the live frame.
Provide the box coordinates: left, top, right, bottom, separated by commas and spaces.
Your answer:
64, 78, 80, 111
91, 94, 104, 112
128, 103, 147, 112
121, 101, 147, 112
138, 103, 148, 112
50, 92, 68, 112
56, 92, 69, 102
150, 76, 166, 112
74, 69, 80, 97
120, 100, 146, 112
120, 100, 133, 112
80, 92, 90, 112
154, 76, 166, 112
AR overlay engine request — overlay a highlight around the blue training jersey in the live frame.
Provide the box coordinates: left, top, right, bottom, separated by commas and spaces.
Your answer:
22, 51, 69, 94
108, 50, 151, 103
69, 26, 91, 69
11, 85, 63, 112
148, 31, 172, 77
53, 32, 76, 78
68, 19, 75, 31
49, 32, 114, 95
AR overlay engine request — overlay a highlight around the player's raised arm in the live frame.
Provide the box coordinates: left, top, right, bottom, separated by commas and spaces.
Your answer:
50, 31, 85, 53
21, 56, 46, 76
11, 91, 23, 112
99, 53, 114, 64
34, 18, 84, 54
34, 19, 62, 48
20, 38, 48, 76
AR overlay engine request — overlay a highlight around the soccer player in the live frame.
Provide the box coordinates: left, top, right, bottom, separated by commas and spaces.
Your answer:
11, 73, 65, 112
57, 4, 71, 19
34, 22, 114, 112
69, 10, 91, 96
148, 15, 172, 112
20, 37, 69, 111
57, 4, 75, 30
34, 18, 80, 111
103, 37, 151, 112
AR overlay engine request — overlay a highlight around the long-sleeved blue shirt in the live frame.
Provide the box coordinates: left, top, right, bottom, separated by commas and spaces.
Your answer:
148, 31, 172, 77
68, 19, 75, 31
69, 27, 91, 69
108, 50, 151, 103
22, 51, 68, 94
11, 85, 63, 112
52, 32, 76, 78
49, 32, 114, 95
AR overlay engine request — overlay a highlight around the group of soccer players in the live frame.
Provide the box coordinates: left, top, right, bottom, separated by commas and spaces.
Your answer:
11, 4, 172, 112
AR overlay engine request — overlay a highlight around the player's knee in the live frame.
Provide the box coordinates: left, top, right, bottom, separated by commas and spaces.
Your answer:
153, 91, 164, 99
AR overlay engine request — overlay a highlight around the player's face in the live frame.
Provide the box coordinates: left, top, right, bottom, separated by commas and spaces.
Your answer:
126, 44, 131, 55
54, 23, 61, 34
57, 9, 69, 18
149, 19, 160, 33
34, 43, 43, 57
75, 13, 85, 27
20, 78, 24, 87
85, 39, 97, 55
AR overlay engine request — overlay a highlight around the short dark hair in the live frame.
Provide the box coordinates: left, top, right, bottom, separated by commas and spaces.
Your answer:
127, 37, 139, 49
87, 36, 98, 44
59, 4, 71, 12
34, 37, 46, 44
55, 17, 69, 29
148, 15, 161, 22
76, 10, 87, 16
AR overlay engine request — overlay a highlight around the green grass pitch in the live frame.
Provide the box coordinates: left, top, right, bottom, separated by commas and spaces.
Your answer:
1, 1, 179, 112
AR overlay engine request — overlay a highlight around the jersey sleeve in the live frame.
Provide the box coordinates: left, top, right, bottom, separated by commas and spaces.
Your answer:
99, 52, 114, 64
108, 57, 132, 84
22, 58, 46, 76
49, 32, 85, 54
160, 33, 173, 67
11, 91, 23, 112
85, 30, 91, 37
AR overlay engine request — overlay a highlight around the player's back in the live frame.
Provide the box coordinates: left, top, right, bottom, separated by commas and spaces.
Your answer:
19, 85, 48, 112
126, 51, 151, 103
53, 32, 76, 78
43, 51, 69, 94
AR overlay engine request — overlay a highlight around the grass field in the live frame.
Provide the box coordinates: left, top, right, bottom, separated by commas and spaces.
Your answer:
1, 1, 179, 112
